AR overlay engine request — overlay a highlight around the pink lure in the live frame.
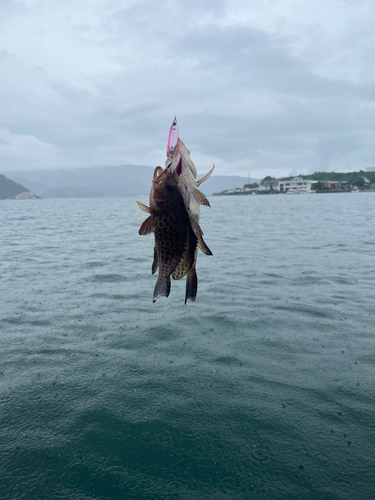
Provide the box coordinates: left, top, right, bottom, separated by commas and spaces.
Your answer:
168, 117, 179, 156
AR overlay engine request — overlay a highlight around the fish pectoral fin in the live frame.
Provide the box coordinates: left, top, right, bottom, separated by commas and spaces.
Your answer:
196, 165, 215, 187
139, 216, 154, 235
192, 188, 211, 207
136, 201, 151, 213
152, 247, 158, 274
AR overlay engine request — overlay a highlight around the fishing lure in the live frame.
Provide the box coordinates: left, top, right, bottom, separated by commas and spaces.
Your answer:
168, 117, 179, 156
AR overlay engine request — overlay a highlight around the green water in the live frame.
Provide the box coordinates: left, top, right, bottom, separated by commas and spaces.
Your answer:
1, 194, 375, 499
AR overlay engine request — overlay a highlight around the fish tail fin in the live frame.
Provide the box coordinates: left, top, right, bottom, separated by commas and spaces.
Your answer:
185, 267, 198, 304
153, 274, 171, 302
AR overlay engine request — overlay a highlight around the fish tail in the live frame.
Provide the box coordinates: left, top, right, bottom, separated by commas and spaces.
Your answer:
185, 267, 198, 304
153, 274, 171, 302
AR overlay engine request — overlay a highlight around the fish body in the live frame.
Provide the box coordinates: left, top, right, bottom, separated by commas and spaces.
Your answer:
166, 138, 214, 256
137, 166, 197, 302
136, 119, 213, 303
165, 126, 214, 302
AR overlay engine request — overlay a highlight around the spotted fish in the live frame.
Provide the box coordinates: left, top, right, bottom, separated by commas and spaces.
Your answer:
136, 166, 197, 302
166, 120, 214, 253
165, 119, 214, 302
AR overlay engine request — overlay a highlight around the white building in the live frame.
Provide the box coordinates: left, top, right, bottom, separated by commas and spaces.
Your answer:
279, 177, 318, 193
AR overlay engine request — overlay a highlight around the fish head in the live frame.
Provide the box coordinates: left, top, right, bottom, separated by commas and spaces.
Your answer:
167, 139, 197, 180
150, 166, 179, 209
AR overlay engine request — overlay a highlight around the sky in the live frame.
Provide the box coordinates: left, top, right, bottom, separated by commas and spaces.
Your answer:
1, 0, 375, 178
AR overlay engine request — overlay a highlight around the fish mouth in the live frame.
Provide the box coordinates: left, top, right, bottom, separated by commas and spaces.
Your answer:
176, 158, 182, 176
153, 166, 170, 185
153, 166, 164, 179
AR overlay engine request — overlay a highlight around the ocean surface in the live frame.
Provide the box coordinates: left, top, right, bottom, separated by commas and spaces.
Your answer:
1, 193, 375, 500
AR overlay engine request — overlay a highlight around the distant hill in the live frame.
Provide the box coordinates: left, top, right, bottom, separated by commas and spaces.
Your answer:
6, 166, 154, 198
4, 166, 259, 198
40, 186, 106, 199
0, 174, 31, 200
280, 170, 375, 183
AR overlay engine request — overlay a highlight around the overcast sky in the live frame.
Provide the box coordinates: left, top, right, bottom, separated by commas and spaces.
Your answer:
1, 0, 374, 178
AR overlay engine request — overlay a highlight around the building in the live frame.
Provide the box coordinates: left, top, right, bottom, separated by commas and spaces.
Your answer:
260, 177, 279, 191
322, 181, 341, 190
15, 191, 39, 200
279, 177, 317, 193
340, 181, 351, 191
366, 167, 375, 172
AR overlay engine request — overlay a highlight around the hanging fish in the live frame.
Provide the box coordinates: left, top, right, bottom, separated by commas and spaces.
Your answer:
136, 166, 197, 303
165, 118, 214, 302
165, 119, 214, 256
136, 118, 213, 303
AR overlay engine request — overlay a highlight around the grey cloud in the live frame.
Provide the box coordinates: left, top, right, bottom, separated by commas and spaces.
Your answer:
1, 2, 375, 177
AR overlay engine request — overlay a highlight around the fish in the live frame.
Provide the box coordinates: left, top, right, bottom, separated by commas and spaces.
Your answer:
165, 119, 214, 256
136, 166, 197, 303
165, 118, 214, 302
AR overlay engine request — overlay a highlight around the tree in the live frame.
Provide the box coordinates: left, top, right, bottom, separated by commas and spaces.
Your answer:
351, 177, 364, 187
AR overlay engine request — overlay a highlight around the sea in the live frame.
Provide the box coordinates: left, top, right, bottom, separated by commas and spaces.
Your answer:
1, 193, 375, 500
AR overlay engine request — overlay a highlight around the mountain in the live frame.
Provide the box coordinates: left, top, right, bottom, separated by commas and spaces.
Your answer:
4, 166, 259, 198
39, 186, 106, 199
199, 174, 259, 195
5, 166, 154, 198
0, 174, 31, 200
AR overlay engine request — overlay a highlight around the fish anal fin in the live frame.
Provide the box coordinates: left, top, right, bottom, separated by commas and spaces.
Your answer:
152, 247, 158, 274
197, 234, 212, 256
139, 216, 154, 235
193, 188, 211, 207
196, 165, 215, 187
191, 219, 203, 237
136, 201, 151, 213
172, 228, 197, 280
185, 266, 198, 304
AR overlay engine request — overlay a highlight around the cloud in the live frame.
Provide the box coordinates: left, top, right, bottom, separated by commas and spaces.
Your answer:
0, 0, 375, 177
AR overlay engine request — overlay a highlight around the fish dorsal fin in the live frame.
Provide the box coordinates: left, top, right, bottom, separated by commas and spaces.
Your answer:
192, 188, 211, 207
136, 201, 151, 213
139, 216, 154, 235
196, 165, 215, 187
